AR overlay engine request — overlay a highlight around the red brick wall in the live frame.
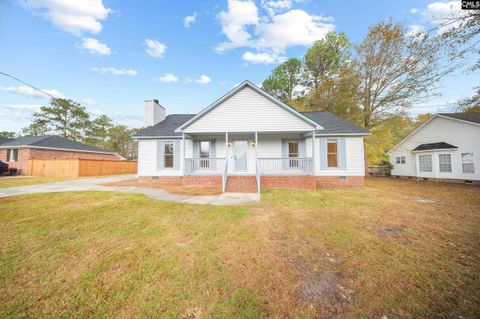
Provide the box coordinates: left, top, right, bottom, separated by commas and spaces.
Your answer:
138, 176, 222, 188
226, 176, 257, 193
316, 176, 365, 188
260, 176, 316, 191
0, 147, 118, 174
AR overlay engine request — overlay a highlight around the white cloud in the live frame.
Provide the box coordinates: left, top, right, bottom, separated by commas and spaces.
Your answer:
216, 0, 334, 63
410, 8, 419, 14
216, 0, 259, 52
81, 98, 97, 106
261, 0, 293, 16
242, 51, 286, 64
423, 1, 466, 33
145, 39, 167, 58
188, 75, 211, 84
92, 67, 138, 76
159, 73, 179, 83
407, 24, 426, 38
80, 37, 111, 55
0, 85, 62, 99
410, 100, 457, 115
21, 0, 112, 36
184, 12, 197, 28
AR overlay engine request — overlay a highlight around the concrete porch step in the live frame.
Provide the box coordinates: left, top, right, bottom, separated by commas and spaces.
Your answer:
225, 176, 257, 193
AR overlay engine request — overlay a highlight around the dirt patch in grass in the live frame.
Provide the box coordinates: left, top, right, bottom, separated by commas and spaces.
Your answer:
101, 179, 222, 196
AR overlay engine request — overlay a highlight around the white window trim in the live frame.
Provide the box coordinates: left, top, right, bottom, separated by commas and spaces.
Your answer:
163, 141, 175, 169
8, 149, 18, 162
438, 153, 452, 173
461, 152, 475, 174
327, 139, 338, 169
419, 154, 433, 173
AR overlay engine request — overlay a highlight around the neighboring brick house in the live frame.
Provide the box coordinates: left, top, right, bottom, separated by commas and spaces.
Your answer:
133, 80, 371, 193
0, 135, 122, 174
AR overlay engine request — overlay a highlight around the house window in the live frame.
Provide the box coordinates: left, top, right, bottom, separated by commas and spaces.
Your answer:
164, 142, 174, 168
396, 156, 405, 164
462, 153, 475, 174
438, 154, 452, 173
199, 141, 210, 168
419, 155, 432, 172
288, 140, 299, 168
327, 140, 338, 168
7, 149, 18, 162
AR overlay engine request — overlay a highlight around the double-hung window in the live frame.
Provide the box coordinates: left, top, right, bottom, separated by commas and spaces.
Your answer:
6, 149, 18, 162
199, 141, 210, 168
288, 140, 299, 168
327, 140, 338, 168
462, 153, 475, 174
419, 155, 432, 172
396, 156, 406, 164
164, 142, 174, 168
438, 154, 452, 173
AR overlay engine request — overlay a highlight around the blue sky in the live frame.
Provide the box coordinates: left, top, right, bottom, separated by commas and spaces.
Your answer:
0, 0, 478, 132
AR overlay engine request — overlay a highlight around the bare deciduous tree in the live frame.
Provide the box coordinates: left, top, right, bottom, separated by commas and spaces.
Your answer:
354, 21, 452, 128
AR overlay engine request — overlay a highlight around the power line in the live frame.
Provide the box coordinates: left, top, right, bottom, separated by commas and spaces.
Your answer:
0, 71, 56, 99
0, 71, 131, 128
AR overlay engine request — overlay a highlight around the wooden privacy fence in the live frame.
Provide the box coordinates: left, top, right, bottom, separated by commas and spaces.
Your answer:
29, 159, 138, 177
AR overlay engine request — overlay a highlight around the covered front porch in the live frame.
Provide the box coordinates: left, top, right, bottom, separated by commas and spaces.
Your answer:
181, 131, 316, 193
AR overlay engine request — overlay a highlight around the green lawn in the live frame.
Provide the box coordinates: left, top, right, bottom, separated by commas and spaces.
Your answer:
0, 178, 479, 318
0, 176, 74, 188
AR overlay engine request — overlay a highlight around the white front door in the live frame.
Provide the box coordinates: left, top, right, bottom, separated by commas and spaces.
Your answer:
234, 140, 248, 171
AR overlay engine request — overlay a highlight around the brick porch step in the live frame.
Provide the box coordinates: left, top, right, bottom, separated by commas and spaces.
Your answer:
226, 176, 257, 193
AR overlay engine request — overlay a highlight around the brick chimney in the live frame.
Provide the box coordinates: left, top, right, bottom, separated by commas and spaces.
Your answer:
144, 99, 165, 127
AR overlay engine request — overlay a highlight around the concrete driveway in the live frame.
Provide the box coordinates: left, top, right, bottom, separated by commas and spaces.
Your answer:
0, 175, 259, 205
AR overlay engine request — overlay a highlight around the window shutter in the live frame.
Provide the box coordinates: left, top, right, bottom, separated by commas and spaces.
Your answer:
173, 140, 181, 170
338, 138, 347, 170
281, 138, 288, 170
193, 141, 199, 158
299, 139, 306, 157
157, 141, 164, 169
319, 138, 327, 170
210, 140, 217, 170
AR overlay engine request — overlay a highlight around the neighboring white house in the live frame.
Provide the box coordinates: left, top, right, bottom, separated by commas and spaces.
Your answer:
133, 81, 370, 192
388, 113, 480, 184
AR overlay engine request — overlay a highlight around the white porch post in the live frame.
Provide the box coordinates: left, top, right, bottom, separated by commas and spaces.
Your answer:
182, 133, 186, 175
255, 132, 258, 159
311, 130, 316, 175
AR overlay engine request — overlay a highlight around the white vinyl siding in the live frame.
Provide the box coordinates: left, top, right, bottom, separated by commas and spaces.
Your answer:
183, 86, 315, 133
389, 116, 480, 181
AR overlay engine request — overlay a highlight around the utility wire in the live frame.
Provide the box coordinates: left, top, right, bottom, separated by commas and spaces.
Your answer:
0, 71, 130, 127
0, 71, 56, 99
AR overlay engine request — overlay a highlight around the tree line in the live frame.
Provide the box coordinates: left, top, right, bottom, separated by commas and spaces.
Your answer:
1, 98, 138, 160
262, 15, 479, 166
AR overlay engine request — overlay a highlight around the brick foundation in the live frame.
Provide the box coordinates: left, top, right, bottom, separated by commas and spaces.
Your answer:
260, 176, 316, 191
316, 176, 365, 188
226, 176, 257, 193
0, 148, 118, 174
137, 175, 366, 191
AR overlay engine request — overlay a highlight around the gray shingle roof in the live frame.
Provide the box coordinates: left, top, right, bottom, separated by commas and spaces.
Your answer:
0, 138, 12, 145
0, 135, 115, 154
134, 112, 369, 137
301, 112, 370, 135
413, 142, 458, 151
438, 113, 480, 125
133, 114, 196, 137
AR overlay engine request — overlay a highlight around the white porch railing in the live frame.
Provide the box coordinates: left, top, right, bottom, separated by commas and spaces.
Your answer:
184, 158, 226, 176
257, 157, 313, 176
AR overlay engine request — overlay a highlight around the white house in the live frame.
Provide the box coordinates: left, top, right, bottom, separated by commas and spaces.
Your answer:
133, 81, 370, 192
388, 113, 480, 184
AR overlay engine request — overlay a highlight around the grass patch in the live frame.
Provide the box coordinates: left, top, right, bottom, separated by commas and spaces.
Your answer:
0, 178, 479, 318
101, 178, 222, 196
0, 176, 75, 188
